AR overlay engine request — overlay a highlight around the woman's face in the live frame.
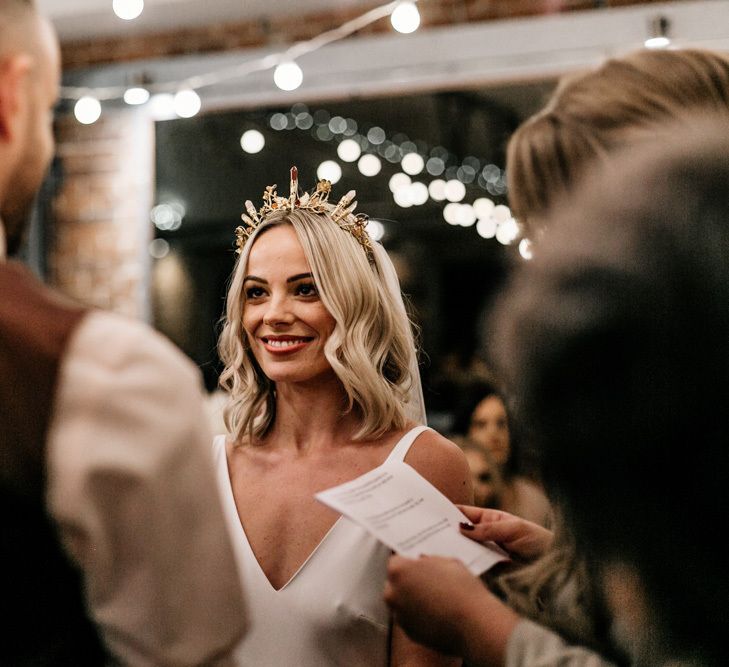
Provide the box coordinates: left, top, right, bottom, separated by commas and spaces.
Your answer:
468, 395, 511, 466
242, 225, 336, 385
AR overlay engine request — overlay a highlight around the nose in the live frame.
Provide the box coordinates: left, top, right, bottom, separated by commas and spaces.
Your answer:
263, 292, 294, 328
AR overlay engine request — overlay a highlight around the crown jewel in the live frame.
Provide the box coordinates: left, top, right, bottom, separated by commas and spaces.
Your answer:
235, 167, 374, 260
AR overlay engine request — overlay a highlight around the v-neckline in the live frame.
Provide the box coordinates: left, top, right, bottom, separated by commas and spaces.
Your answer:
220, 425, 427, 593
221, 447, 344, 593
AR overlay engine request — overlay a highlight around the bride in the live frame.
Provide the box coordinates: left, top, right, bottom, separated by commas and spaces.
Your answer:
214, 168, 472, 666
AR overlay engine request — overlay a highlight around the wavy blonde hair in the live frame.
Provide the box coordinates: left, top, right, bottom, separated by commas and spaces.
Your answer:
218, 209, 418, 445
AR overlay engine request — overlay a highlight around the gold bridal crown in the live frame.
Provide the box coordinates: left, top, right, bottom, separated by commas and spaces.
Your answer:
235, 166, 374, 260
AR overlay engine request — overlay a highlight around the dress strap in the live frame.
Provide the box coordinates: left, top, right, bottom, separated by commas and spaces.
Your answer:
385, 425, 431, 463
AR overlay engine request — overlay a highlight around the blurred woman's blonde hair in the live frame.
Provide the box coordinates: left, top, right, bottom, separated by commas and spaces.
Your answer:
507, 48, 729, 231
218, 209, 418, 444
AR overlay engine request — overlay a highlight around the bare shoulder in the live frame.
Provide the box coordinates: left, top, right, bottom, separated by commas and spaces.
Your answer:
404, 428, 473, 505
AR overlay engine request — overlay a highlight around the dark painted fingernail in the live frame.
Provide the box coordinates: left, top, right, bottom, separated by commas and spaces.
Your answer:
460, 522, 474, 530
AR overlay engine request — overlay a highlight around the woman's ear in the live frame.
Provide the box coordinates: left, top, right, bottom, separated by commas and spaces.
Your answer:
0, 53, 32, 142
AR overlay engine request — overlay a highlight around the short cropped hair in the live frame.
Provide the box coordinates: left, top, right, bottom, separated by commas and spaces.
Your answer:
218, 209, 418, 444
507, 49, 729, 231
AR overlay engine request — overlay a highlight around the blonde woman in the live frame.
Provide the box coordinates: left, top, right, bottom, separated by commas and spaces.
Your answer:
214, 169, 471, 666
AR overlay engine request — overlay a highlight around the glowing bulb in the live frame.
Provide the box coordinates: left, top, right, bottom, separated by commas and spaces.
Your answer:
391, 1, 420, 34
149, 238, 170, 259
473, 197, 495, 219
401, 152, 424, 175
149, 93, 176, 121
337, 139, 362, 163
645, 36, 670, 49
174, 89, 201, 118
428, 179, 447, 201
393, 189, 413, 208
443, 203, 460, 225
273, 61, 303, 91
240, 129, 265, 154
366, 219, 385, 242
457, 203, 477, 227
519, 238, 533, 260
150, 203, 184, 231
496, 217, 520, 245
358, 154, 382, 177
317, 160, 342, 184
389, 173, 411, 192
123, 87, 149, 105
113, 0, 144, 21
409, 182, 429, 206
444, 179, 466, 202
74, 96, 101, 124
476, 217, 497, 239
492, 204, 512, 223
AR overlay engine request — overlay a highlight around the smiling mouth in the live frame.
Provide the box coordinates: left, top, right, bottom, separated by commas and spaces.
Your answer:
260, 336, 314, 352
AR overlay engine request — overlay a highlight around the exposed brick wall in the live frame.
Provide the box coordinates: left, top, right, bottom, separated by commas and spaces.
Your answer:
61, 0, 681, 70
50, 110, 155, 320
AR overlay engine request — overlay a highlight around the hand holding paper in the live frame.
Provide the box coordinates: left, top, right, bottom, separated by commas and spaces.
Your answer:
315, 460, 507, 575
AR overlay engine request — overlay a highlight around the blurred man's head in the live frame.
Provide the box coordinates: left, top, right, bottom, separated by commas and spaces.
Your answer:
507, 49, 729, 235
0, 0, 60, 255
493, 118, 729, 664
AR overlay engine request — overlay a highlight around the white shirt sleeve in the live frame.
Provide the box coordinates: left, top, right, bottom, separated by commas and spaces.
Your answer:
506, 619, 617, 667
46, 311, 247, 666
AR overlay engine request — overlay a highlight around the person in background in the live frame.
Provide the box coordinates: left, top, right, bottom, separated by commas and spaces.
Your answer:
0, 1, 246, 664
451, 380, 551, 526
457, 438, 503, 509
215, 169, 471, 666
385, 47, 729, 666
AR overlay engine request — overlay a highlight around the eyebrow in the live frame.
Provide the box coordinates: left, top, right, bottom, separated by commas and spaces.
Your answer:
243, 272, 313, 284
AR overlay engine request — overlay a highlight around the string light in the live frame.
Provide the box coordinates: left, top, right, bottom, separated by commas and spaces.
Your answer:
390, 1, 421, 34
427, 179, 447, 201
495, 216, 520, 245
393, 188, 413, 208
443, 203, 460, 225
317, 160, 342, 184
149, 238, 170, 259
240, 129, 265, 154
149, 93, 176, 121
256, 102, 513, 247
112, 0, 144, 21
473, 197, 495, 219
123, 87, 150, 105
645, 15, 671, 49
74, 96, 102, 124
273, 61, 304, 91
389, 173, 411, 192
401, 152, 424, 175
336, 139, 362, 162
444, 179, 466, 202
457, 203, 477, 227
518, 238, 533, 260
62, 1, 422, 126
408, 182, 429, 206
173, 89, 201, 118
476, 217, 497, 239
357, 154, 382, 177
366, 219, 386, 241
